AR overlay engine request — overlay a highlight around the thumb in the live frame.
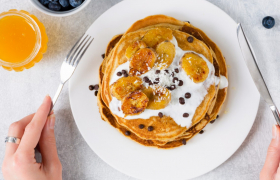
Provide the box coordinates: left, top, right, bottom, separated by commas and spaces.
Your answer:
260, 125, 280, 180
39, 114, 61, 172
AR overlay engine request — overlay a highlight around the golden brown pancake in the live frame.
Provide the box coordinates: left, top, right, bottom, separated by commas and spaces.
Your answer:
97, 15, 228, 148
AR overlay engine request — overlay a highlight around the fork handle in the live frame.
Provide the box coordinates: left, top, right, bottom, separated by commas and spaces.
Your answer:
50, 83, 64, 112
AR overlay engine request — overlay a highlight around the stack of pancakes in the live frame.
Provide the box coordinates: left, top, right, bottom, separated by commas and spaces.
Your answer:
97, 15, 228, 149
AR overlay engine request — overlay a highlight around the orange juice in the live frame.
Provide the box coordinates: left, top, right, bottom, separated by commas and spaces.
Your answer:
0, 10, 48, 71
0, 15, 37, 64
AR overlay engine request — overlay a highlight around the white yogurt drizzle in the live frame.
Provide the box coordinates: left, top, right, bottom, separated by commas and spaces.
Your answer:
109, 36, 217, 128
219, 75, 228, 89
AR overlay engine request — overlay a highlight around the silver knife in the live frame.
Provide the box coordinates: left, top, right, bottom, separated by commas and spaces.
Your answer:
237, 23, 280, 125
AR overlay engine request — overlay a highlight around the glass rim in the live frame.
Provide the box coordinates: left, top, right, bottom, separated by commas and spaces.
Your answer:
0, 11, 42, 68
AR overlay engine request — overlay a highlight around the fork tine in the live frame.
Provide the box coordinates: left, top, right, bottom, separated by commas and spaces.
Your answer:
67, 35, 89, 64
70, 36, 92, 66
73, 38, 94, 67
64, 33, 85, 63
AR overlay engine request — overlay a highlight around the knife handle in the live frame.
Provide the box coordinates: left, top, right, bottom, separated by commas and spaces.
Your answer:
270, 105, 280, 126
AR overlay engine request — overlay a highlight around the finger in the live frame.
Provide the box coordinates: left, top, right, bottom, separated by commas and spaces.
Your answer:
18, 95, 52, 152
274, 163, 280, 180
5, 114, 35, 156
260, 125, 280, 180
39, 114, 61, 172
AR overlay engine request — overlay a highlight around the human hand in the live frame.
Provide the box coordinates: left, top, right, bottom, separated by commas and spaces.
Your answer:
2, 95, 62, 180
260, 125, 280, 180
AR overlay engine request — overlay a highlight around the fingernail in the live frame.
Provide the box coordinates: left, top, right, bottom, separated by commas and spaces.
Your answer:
44, 95, 50, 103
48, 114, 56, 129
273, 125, 278, 139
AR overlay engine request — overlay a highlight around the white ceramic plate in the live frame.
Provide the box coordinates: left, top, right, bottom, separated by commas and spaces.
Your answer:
69, 0, 260, 179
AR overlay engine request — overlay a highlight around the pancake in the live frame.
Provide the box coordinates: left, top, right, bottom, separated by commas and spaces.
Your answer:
97, 15, 228, 148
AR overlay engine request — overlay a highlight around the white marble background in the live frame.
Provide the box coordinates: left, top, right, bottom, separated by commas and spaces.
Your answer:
0, 0, 279, 179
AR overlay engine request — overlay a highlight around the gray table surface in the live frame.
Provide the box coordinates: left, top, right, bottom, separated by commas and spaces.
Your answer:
0, 0, 279, 179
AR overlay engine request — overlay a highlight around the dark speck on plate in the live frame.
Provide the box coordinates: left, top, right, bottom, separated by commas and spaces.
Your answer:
89, 85, 94, 91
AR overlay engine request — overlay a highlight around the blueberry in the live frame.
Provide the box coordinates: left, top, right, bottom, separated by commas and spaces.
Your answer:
59, 0, 70, 7
48, 2, 62, 11
39, 0, 50, 6
262, 16, 275, 29
69, 0, 83, 7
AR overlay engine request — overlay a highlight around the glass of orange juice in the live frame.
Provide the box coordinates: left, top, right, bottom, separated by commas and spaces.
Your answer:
0, 10, 48, 71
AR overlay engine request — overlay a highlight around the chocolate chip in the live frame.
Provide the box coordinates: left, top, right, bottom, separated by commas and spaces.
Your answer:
153, 81, 159, 84
173, 77, 179, 83
199, 130, 204, 134
95, 91, 98, 96
149, 81, 153, 86
210, 120, 215, 124
170, 85, 176, 90
183, 113, 189, 118
125, 131, 131, 136
178, 80, 183, 86
123, 72, 128, 77
175, 68, 179, 73
216, 115, 219, 119
94, 84, 99, 90
148, 126, 154, 131
171, 72, 175, 77
155, 70, 161, 74
117, 72, 122, 76
158, 112, 163, 118
187, 36, 194, 43
101, 54, 105, 59
164, 70, 169, 74
179, 97, 185, 105
89, 85, 94, 91
166, 86, 171, 90
122, 70, 128, 77
143, 76, 150, 82
185, 92, 191, 99
155, 78, 160, 81
139, 124, 145, 129
182, 139, 187, 145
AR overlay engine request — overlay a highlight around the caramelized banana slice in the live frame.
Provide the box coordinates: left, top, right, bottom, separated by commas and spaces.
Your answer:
142, 85, 171, 110
110, 76, 143, 100
155, 40, 175, 70
181, 53, 209, 83
142, 27, 173, 48
121, 91, 149, 116
125, 41, 147, 60
129, 48, 156, 76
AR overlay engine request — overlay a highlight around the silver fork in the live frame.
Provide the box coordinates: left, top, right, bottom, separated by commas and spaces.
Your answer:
50, 34, 94, 111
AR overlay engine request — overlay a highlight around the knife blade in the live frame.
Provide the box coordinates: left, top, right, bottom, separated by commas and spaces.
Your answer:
237, 23, 280, 125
